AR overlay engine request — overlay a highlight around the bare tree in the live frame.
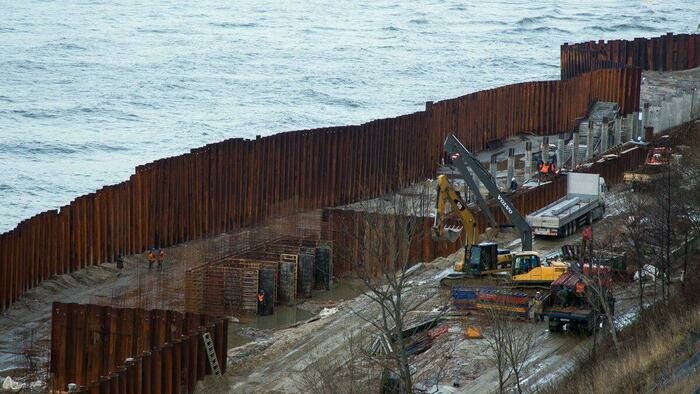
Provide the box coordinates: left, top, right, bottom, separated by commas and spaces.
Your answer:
297, 332, 381, 394
675, 143, 700, 291
483, 306, 537, 394
329, 184, 446, 392
483, 309, 512, 394
583, 236, 622, 355
621, 194, 654, 310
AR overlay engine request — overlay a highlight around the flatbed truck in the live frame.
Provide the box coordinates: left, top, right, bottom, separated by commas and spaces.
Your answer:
542, 271, 614, 334
526, 173, 606, 237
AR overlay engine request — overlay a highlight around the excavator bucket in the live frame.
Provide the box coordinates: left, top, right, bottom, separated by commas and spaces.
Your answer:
431, 225, 462, 242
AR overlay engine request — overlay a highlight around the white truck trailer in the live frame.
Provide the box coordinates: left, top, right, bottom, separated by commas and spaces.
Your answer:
526, 173, 606, 237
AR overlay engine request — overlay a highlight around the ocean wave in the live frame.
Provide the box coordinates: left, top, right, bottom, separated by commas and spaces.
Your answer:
43, 42, 87, 51
0, 142, 130, 156
516, 16, 545, 25
9, 109, 58, 119
135, 27, 179, 34
302, 89, 363, 108
209, 21, 259, 28
409, 18, 429, 25
505, 26, 570, 34
586, 23, 662, 33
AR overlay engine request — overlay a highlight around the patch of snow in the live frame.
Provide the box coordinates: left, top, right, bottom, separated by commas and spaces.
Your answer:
633, 264, 658, 281
2, 376, 25, 392
319, 307, 338, 318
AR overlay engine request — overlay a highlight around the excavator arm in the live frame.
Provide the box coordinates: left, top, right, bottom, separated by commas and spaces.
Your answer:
443, 134, 533, 251
432, 175, 479, 246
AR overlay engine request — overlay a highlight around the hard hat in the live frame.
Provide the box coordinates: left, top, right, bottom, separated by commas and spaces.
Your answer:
512, 177, 516, 181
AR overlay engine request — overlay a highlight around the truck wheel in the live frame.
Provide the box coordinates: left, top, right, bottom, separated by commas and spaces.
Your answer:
548, 320, 562, 333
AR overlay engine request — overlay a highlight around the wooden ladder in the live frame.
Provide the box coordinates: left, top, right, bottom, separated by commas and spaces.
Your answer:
202, 332, 222, 378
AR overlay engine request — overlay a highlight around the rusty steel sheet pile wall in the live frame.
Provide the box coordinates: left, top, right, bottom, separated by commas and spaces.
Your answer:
0, 66, 642, 313
561, 32, 700, 79
50, 302, 227, 393
427, 68, 640, 157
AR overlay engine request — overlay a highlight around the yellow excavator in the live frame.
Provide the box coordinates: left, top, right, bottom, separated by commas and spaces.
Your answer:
434, 135, 568, 290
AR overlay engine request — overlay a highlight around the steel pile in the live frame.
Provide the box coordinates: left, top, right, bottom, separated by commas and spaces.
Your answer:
561, 32, 700, 79
49, 302, 227, 394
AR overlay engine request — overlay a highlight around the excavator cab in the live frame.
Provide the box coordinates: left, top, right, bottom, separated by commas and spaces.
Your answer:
465, 243, 513, 277
512, 252, 542, 276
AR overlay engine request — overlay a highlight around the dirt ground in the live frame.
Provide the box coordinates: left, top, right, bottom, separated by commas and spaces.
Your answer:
214, 184, 643, 393
0, 233, 225, 385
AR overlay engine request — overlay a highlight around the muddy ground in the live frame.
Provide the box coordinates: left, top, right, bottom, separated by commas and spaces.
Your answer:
216, 185, 644, 393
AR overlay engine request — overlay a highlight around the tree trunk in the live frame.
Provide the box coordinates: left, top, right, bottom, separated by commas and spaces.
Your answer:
513, 368, 523, 394
683, 230, 689, 292
635, 247, 644, 311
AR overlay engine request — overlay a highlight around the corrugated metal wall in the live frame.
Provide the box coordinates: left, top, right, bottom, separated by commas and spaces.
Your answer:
50, 302, 227, 393
0, 66, 643, 313
561, 32, 700, 79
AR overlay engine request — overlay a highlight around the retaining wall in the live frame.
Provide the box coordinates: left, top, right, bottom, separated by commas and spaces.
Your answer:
50, 303, 227, 393
561, 32, 700, 79
0, 58, 643, 313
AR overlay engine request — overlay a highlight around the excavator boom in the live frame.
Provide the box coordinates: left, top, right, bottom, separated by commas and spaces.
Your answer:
443, 134, 533, 251
432, 175, 479, 246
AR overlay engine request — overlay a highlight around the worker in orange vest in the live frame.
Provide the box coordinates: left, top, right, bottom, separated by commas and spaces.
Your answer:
147, 249, 156, 270
157, 249, 165, 271
575, 280, 586, 306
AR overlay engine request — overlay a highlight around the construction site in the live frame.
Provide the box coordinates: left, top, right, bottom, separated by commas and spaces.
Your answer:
1, 32, 700, 393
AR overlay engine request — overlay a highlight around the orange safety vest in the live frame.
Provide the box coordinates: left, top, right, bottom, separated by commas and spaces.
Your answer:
257, 294, 264, 303
540, 163, 550, 174
575, 282, 585, 294
158, 251, 165, 260
147, 252, 156, 262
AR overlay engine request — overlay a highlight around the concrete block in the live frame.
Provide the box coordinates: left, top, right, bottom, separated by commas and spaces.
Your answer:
571, 132, 579, 169
490, 154, 498, 193
556, 134, 565, 168
524, 142, 532, 181
599, 122, 608, 153
642, 103, 650, 131
507, 148, 515, 186
586, 121, 594, 159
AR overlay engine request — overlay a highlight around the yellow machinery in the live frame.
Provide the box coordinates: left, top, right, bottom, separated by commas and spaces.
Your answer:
510, 252, 568, 285
432, 174, 478, 245
433, 135, 569, 290
433, 175, 517, 281
440, 249, 567, 290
